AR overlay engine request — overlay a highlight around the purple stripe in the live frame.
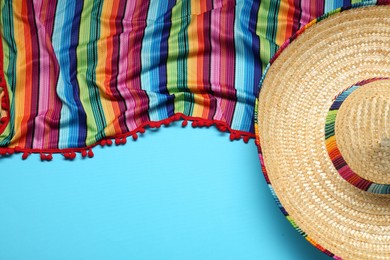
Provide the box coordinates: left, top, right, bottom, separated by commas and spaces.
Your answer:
69, 0, 87, 146
292, 0, 301, 33
249, 0, 261, 132
158, 0, 176, 118
45, 0, 57, 37
202, 0, 216, 120
222, 2, 236, 125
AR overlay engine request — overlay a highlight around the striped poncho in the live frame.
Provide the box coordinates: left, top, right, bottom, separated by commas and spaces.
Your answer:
0, 0, 373, 159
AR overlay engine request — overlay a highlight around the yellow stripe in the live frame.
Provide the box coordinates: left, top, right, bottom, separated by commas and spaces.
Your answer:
77, 0, 97, 144
11, 1, 26, 147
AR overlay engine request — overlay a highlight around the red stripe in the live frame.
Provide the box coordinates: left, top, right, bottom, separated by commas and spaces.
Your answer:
0, 26, 9, 137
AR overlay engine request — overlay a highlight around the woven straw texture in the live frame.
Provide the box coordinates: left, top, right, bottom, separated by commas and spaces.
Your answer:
258, 5, 390, 260
336, 80, 390, 184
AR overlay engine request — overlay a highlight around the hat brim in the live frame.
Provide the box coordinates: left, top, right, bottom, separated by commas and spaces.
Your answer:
256, 4, 390, 259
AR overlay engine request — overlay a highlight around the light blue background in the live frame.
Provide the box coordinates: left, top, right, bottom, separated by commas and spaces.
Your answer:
0, 122, 329, 260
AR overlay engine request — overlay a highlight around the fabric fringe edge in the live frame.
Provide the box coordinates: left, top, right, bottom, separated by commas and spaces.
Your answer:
0, 113, 255, 161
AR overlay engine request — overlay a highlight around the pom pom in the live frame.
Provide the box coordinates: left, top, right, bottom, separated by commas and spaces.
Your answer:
243, 136, 250, 144
121, 138, 127, 144
132, 133, 138, 141
106, 139, 113, 146
191, 121, 198, 128
81, 150, 87, 158
22, 152, 29, 160
204, 121, 212, 127
115, 138, 121, 145
41, 153, 53, 161
100, 140, 107, 146
217, 125, 228, 132
231, 133, 240, 140
139, 128, 145, 134
69, 152, 76, 160
87, 149, 94, 158
181, 120, 188, 127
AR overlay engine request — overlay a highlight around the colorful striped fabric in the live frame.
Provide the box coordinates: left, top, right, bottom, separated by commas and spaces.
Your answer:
0, 0, 372, 159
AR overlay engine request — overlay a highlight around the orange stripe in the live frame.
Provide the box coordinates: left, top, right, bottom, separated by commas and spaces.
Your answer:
285, 0, 295, 40
276, 0, 289, 45
187, 2, 201, 116
97, 1, 118, 137
16, 1, 32, 148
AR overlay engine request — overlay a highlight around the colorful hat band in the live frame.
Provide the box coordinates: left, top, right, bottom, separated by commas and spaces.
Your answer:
325, 78, 390, 194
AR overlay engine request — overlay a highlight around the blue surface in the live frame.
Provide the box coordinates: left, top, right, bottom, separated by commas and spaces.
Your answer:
0, 122, 329, 260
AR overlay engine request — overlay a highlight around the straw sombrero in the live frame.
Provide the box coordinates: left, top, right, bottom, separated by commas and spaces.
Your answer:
257, 4, 390, 259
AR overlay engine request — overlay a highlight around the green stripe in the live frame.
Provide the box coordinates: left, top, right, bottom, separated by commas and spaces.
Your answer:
77, 0, 106, 145
167, 0, 192, 115
267, 0, 280, 56
166, 2, 181, 113
0, 0, 16, 145
258, 0, 279, 72
181, 0, 193, 115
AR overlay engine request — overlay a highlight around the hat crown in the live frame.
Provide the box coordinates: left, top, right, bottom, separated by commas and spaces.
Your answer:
328, 79, 390, 190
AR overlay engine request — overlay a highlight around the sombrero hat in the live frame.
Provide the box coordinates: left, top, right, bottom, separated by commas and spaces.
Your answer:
256, 3, 390, 259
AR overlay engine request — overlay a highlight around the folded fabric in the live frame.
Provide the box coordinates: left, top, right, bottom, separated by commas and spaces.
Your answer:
0, 0, 370, 159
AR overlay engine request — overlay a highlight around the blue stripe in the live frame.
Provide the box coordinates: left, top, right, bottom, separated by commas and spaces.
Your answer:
53, 0, 82, 148
52, 0, 72, 148
159, 0, 176, 118
141, 1, 171, 121
70, 0, 87, 147
249, 0, 261, 133
232, 1, 256, 132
